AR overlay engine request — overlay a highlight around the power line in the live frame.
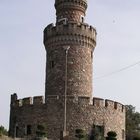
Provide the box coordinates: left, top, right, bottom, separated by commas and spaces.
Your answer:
94, 60, 140, 80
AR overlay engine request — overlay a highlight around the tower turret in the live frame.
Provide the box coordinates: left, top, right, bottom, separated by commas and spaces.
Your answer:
55, 0, 87, 23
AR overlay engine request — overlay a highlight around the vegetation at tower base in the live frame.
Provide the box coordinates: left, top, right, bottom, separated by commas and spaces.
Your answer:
126, 105, 140, 140
0, 126, 8, 137
106, 131, 117, 140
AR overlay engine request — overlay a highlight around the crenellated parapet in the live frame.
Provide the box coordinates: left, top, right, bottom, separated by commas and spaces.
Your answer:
93, 97, 125, 112
44, 22, 96, 49
11, 94, 45, 107
11, 94, 125, 113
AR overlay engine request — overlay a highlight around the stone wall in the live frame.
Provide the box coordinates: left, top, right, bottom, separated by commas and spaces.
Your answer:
9, 94, 125, 140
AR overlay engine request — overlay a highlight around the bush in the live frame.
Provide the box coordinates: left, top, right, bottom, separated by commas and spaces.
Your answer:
75, 129, 85, 140
0, 125, 8, 137
106, 131, 117, 140
107, 131, 117, 137
36, 124, 47, 138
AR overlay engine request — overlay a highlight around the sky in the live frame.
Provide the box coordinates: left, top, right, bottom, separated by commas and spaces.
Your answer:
0, 0, 140, 129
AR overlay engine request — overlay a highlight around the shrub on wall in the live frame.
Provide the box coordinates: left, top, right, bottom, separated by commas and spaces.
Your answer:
36, 124, 47, 139
75, 129, 85, 140
106, 131, 117, 140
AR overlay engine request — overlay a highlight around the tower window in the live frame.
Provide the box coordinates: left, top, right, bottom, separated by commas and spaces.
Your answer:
81, 15, 84, 23
122, 129, 125, 139
50, 61, 54, 69
26, 125, 32, 135
90, 125, 104, 140
91, 51, 93, 59
57, 18, 68, 25
15, 126, 19, 137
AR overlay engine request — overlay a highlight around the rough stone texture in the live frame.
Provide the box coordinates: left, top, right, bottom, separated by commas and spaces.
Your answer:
55, 0, 87, 23
9, 0, 125, 140
9, 95, 125, 140
44, 22, 96, 101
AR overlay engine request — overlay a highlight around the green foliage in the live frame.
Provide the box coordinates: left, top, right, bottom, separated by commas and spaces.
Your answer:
0, 125, 8, 137
75, 129, 85, 140
106, 131, 117, 140
107, 131, 117, 137
36, 124, 47, 138
126, 105, 140, 140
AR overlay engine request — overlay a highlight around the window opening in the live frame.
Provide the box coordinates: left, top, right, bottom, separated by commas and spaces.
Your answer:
81, 15, 84, 23
90, 125, 104, 140
122, 129, 125, 139
91, 51, 93, 59
15, 126, 19, 137
27, 125, 32, 135
57, 18, 68, 25
50, 61, 54, 69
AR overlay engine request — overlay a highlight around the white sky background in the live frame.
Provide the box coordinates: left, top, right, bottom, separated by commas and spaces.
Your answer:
0, 0, 140, 129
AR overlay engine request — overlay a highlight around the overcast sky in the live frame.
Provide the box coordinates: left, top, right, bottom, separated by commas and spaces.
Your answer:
0, 0, 140, 129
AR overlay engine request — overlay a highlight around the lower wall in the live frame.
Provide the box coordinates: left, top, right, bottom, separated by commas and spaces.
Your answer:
9, 96, 125, 140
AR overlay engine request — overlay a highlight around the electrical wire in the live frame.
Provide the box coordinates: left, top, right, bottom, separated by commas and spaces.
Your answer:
94, 60, 140, 80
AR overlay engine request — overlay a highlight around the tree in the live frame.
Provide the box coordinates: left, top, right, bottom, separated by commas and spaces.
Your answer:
106, 131, 117, 140
126, 105, 140, 140
0, 125, 8, 137
75, 129, 85, 140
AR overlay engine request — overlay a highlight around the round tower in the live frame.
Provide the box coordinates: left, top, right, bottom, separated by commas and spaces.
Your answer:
9, 1, 125, 140
44, 0, 96, 102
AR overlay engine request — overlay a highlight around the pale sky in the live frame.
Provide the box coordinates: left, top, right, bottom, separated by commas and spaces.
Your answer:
0, 0, 140, 129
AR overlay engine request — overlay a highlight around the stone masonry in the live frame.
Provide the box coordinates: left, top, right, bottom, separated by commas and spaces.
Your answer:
9, 95, 125, 140
9, 0, 125, 140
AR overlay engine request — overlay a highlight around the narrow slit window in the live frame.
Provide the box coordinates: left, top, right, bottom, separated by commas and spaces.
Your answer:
15, 126, 19, 137
50, 61, 54, 69
27, 125, 32, 135
81, 15, 84, 23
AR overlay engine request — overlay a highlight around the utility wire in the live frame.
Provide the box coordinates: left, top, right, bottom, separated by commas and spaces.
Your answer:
94, 60, 140, 80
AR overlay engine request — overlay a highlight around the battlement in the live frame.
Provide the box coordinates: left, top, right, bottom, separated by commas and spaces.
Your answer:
44, 22, 96, 48
11, 94, 45, 107
93, 97, 125, 112
11, 94, 125, 112
44, 22, 96, 38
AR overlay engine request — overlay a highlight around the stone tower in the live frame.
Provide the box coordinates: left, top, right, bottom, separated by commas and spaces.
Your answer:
9, 1, 125, 140
44, 0, 96, 101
